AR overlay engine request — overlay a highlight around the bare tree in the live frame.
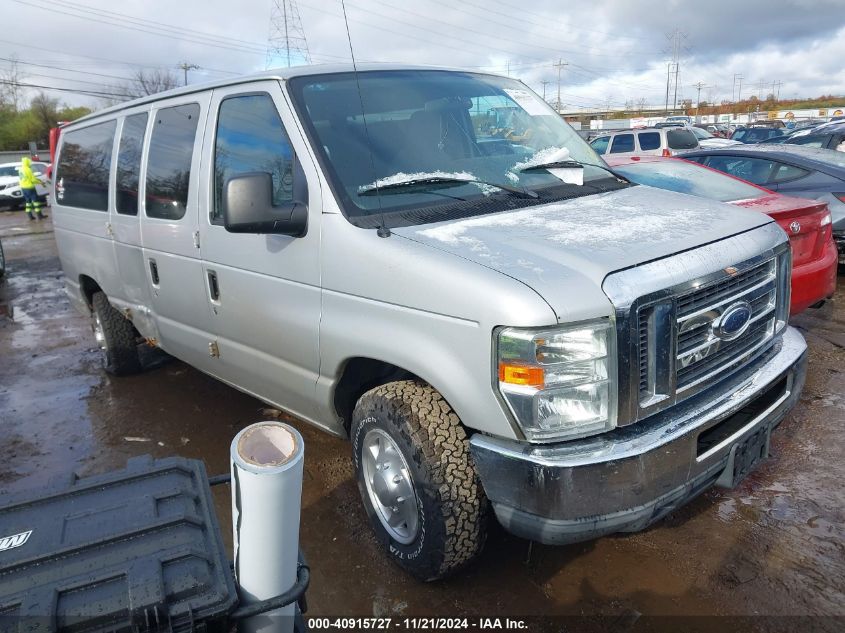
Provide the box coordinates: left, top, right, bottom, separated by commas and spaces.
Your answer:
129, 68, 179, 98
100, 68, 180, 107
637, 97, 647, 114
1, 54, 26, 111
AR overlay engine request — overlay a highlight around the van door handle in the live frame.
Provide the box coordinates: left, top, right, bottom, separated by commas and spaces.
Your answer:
207, 270, 220, 302
149, 259, 160, 285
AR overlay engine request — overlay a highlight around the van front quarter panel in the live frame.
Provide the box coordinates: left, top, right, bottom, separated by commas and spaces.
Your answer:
316, 214, 563, 440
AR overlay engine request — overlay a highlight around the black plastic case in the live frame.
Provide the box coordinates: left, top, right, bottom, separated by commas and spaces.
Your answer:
0, 455, 237, 632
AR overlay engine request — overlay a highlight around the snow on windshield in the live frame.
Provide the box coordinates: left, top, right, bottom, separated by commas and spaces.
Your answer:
358, 171, 475, 193
510, 146, 572, 173
358, 170, 503, 196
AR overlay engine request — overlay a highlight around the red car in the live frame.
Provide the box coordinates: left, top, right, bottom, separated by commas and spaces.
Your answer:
605, 155, 837, 314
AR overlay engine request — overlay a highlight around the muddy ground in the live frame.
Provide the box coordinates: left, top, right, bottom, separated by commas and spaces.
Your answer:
1, 209, 843, 630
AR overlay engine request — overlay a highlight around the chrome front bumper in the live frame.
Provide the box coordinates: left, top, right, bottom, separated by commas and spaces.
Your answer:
470, 326, 807, 545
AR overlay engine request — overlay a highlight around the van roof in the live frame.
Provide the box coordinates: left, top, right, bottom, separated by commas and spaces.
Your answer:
66, 64, 498, 128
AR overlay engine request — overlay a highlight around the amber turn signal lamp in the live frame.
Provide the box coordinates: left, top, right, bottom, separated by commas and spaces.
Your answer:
498, 363, 544, 387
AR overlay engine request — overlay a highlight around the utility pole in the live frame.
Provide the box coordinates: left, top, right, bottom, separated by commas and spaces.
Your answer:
540, 80, 550, 102
177, 61, 199, 86
665, 62, 672, 115
732, 73, 743, 102
737, 74, 743, 102
553, 58, 568, 113
694, 81, 706, 114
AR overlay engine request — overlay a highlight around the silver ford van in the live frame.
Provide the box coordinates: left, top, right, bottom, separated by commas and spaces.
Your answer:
52, 65, 807, 581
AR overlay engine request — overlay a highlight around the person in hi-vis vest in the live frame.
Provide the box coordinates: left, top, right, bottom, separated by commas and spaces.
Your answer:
18, 156, 47, 220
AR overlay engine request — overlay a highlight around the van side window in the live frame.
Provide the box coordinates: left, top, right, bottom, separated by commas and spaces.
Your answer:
55, 121, 116, 212
146, 103, 200, 220
213, 93, 294, 223
116, 113, 148, 215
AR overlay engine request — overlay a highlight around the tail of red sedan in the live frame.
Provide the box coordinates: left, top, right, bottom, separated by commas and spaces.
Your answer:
739, 195, 838, 314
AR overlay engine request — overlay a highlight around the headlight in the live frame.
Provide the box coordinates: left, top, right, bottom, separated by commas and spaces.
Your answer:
495, 319, 617, 442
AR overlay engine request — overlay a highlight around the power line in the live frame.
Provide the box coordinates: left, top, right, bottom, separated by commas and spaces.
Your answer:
0, 37, 239, 76
0, 78, 133, 100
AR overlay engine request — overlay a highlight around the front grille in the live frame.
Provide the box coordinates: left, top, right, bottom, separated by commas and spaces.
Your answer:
636, 257, 779, 408
637, 311, 649, 395
675, 258, 777, 393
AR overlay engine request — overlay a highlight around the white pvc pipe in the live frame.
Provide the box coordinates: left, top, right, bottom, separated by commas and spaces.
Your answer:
231, 421, 304, 633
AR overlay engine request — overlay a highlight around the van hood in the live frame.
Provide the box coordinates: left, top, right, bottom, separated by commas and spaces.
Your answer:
392, 186, 773, 320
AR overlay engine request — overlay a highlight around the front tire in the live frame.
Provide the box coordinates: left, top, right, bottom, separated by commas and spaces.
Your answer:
351, 380, 487, 581
91, 291, 142, 375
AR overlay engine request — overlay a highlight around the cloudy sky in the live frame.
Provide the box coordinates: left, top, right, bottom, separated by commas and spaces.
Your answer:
3, 0, 845, 112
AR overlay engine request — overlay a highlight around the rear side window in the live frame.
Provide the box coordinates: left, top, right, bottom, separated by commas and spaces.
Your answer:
638, 132, 661, 151
704, 156, 779, 185
590, 136, 610, 154
116, 113, 148, 215
55, 121, 116, 211
772, 163, 809, 183
787, 135, 826, 148
667, 129, 698, 150
213, 93, 294, 223
609, 134, 634, 153
146, 103, 200, 220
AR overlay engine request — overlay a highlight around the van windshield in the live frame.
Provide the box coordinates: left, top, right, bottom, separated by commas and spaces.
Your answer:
288, 70, 624, 227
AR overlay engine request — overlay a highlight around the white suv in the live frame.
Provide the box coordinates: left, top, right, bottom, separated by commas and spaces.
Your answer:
590, 127, 699, 157
0, 161, 51, 209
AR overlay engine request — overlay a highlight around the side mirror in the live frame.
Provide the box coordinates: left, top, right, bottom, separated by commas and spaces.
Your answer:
223, 159, 308, 237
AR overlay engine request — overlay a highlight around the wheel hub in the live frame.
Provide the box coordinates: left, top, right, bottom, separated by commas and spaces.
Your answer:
361, 428, 420, 544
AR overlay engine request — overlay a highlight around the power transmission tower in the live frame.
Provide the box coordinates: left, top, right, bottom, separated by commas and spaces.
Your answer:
662, 29, 688, 114
553, 58, 568, 112
266, 0, 311, 69
177, 62, 199, 86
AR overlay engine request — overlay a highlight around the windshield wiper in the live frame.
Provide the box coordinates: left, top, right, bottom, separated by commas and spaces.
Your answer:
517, 159, 620, 177
359, 176, 538, 199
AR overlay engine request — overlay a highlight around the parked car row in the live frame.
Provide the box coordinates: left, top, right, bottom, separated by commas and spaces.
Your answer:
605, 154, 838, 312
682, 145, 845, 264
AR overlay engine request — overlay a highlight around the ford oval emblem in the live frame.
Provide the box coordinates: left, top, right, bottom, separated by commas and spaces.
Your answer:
714, 301, 753, 341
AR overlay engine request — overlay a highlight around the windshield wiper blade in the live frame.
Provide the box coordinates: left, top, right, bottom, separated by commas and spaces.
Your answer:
517, 159, 628, 183
359, 176, 538, 199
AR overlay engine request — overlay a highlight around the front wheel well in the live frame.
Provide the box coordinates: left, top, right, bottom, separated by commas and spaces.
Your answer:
78, 275, 102, 310
333, 358, 417, 434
